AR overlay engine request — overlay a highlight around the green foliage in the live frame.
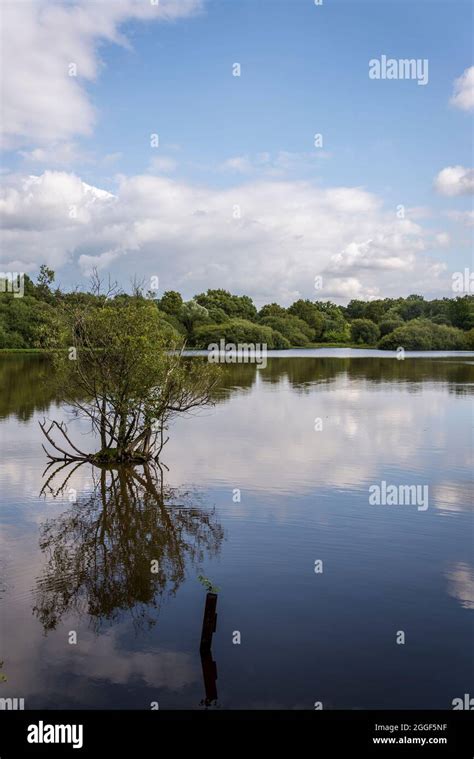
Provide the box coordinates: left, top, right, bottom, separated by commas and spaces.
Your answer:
378, 319, 466, 350
447, 296, 474, 330
287, 299, 325, 339
180, 299, 209, 338
197, 574, 220, 594
55, 299, 221, 462
271, 331, 292, 349
207, 307, 230, 323
311, 301, 349, 341
0, 296, 65, 349
158, 290, 183, 316
193, 318, 281, 349
36, 265, 55, 302
0, 269, 472, 352
350, 318, 380, 345
323, 324, 351, 343
379, 317, 404, 337
156, 311, 187, 338
397, 294, 426, 321
463, 328, 474, 350
258, 302, 287, 319
195, 288, 257, 320
260, 315, 312, 346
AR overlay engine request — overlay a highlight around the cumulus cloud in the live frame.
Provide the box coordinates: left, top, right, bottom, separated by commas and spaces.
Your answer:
450, 66, 474, 111
445, 209, 474, 227
218, 151, 331, 177
0, 0, 202, 149
148, 156, 178, 174
19, 141, 91, 167
434, 166, 474, 197
0, 170, 450, 303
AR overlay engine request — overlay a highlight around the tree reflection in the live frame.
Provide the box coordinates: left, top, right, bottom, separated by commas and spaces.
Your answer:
34, 463, 224, 633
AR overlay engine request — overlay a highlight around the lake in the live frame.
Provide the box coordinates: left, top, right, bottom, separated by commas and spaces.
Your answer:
0, 351, 472, 710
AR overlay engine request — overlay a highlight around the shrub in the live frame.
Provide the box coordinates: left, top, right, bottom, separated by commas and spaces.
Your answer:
157, 290, 183, 316
193, 318, 283, 349
269, 330, 291, 349
260, 315, 312, 346
0, 327, 26, 349
287, 299, 325, 339
258, 303, 287, 319
379, 317, 404, 337
207, 307, 230, 324
463, 328, 474, 350
350, 319, 380, 345
323, 326, 351, 343
157, 312, 187, 338
378, 319, 466, 350
194, 289, 257, 321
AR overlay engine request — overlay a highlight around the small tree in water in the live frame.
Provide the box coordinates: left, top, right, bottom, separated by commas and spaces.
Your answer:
40, 298, 220, 464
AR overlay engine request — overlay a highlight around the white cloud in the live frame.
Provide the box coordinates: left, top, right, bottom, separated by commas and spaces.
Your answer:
0, 170, 450, 303
434, 166, 474, 197
148, 156, 178, 174
19, 141, 92, 167
78, 248, 125, 276
0, 0, 202, 149
19, 142, 124, 169
450, 66, 474, 111
434, 232, 450, 247
218, 156, 253, 173
445, 209, 474, 227
218, 151, 331, 176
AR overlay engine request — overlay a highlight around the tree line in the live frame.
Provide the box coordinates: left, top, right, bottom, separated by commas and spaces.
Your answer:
0, 266, 473, 351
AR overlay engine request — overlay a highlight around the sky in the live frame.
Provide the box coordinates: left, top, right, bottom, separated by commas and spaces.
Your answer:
0, 0, 473, 305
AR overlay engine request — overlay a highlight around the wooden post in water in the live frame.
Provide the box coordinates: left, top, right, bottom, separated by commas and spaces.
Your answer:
200, 592, 218, 652
199, 592, 218, 705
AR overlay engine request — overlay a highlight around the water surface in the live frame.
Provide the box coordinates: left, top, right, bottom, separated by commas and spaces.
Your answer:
0, 352, 472, 709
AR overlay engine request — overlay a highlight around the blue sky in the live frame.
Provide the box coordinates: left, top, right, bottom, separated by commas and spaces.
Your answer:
1, 0, 472, 304
90, 0, 472, 195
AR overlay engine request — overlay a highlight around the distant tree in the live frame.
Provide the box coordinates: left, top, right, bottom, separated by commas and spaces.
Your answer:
195, 289, 257, 321
181, 299, 209, 339
260, 315, 312, 346
464, 328, 474, 350
398, 294, 426, 321
35, 265, 55, 302
345, 299, 367, 320
312, 301, 349, 342
350, 318, 380, 345
447, 296, 474, 330
207, 307, 230, 323
287, 299, 325, 339
193, 318, 287, 349
378, 319, 465, 350
379, 316, 404, 337
258, 302, 287, 319
158, 290, 183, 317
364, 300, 385, 324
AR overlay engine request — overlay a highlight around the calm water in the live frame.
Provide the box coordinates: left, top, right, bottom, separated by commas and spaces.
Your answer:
0, 352, 473, 710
